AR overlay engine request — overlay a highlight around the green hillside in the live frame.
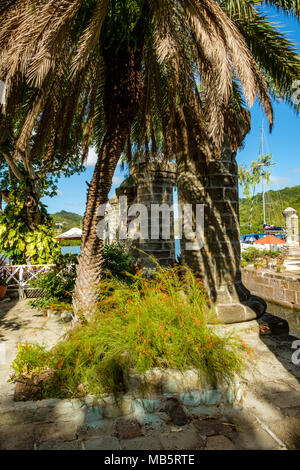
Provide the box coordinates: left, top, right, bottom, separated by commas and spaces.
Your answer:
51, 210, 83, 233
49, 185, 300, 238
239, 185, 300, 235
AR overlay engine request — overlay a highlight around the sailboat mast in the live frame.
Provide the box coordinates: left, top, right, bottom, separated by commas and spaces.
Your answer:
261, 125, 266, 227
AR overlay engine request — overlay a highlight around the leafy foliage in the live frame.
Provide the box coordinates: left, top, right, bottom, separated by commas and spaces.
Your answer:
28, 243, 134, 310
239, 153, 273, 200
102, 241, 136, 281
30, 257, 78, 302
0, 182, 61, 264
10, 266, 251, 399
241, 246, 280, 264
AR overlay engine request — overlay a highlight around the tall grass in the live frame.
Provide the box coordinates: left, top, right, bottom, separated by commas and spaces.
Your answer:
11, 266, 250, 399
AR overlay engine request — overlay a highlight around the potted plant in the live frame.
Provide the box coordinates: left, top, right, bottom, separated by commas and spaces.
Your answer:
254, 262, 264, 271
276, 265, 286, 273
0, 274, 8, 300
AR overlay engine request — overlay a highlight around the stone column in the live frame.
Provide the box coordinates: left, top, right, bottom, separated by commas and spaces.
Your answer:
283, 207, 299, 247
282, 207, 300, 271
178, 145, 266, 324
130, 160, 177, 270
106, 195, 119, 243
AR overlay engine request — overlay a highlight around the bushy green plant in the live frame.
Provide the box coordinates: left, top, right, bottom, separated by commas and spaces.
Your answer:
102, 241, 136, 281
28, 296, 74, 312
254, 262, 263, 269
29, 254, 78, 305
11, 266, 251, 399
241, 247, 280, 265
0, 182, 61, 264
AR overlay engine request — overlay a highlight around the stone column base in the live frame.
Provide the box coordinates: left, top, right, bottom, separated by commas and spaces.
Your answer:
211, 279, 266, 324
215, 295, 266, 324
284, 246, 300, 271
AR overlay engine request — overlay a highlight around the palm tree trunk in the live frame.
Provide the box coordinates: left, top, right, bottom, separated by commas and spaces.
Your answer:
177, 148, 266, 323
73, 42, 144, 312
175, 108, 266, 323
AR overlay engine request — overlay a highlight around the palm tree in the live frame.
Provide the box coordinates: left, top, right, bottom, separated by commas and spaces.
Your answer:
175, 2, 300, 321
125, 1, 300, 322
0, 0, 290, 312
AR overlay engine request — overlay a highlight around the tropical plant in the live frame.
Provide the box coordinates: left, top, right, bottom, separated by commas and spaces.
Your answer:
241, 247, 280, 264
239, 184, 300, 235
239, 153, 273, 200
118, 1, 300, 318
171, 2, 300, 308
28, 243, 134, 309
0, 0, 279, 312
0, 181, 62, 264
0, 78, 85, 229
102, 241, 136, 281
239, 150, 274, 232
10, 266, 251, 399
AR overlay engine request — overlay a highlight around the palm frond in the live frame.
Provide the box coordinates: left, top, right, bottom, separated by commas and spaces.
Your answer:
264, 0, 300, 19
71, 0, 109, 77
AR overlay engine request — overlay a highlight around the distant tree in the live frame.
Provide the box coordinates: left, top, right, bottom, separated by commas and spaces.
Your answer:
239, 153, 273, 199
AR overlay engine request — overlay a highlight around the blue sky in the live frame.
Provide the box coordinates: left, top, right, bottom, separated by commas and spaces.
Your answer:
43, 6, 300, 217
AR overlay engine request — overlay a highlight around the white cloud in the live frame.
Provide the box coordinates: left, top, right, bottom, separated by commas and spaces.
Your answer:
269, 175, 292, 186
85, 147, 98, 167
112, 176, 123, 185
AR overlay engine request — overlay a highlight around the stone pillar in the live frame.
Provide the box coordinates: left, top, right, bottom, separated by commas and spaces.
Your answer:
283, 207, 299, 247
106, 195, 119, 243
178, 145, 266, 324
130, 161, 177, 269
282, 207, 300, 271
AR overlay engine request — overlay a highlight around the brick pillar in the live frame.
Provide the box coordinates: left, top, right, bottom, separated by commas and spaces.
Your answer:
130, 161, 177, 270
178, 145, 266, 323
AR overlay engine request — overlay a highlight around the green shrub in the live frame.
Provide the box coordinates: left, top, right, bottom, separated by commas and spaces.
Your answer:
242, 247, 280, 265
102, 241, 136, 281
0, 182, 62, 264
11, 266, 251, 399
28, 243, 135, 311
29, 254, 78, 308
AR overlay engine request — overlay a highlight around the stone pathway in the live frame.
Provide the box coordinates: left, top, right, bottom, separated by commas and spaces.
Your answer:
0, 300, 299, 450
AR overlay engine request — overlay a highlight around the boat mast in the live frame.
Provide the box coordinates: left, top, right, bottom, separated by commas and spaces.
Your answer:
261, 125, 266, 227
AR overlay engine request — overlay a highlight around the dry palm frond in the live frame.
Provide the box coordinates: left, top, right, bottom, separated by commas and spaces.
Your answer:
0, 0, 83, 103
149, 0, 179, 63
183, 0, 272, 141
71, 0, 109, 77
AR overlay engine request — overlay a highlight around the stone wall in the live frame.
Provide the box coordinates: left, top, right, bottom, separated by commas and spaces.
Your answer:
109, 160, 177, 269
242, 267, 300, 310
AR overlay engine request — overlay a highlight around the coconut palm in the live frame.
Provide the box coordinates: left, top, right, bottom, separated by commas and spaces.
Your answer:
0, 0, 295, 311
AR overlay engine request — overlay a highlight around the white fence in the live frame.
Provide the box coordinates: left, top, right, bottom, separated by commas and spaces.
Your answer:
3, 265, 55, 289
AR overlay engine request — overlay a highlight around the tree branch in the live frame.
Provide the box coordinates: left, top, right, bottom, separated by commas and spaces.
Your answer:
2, 152, 23, 181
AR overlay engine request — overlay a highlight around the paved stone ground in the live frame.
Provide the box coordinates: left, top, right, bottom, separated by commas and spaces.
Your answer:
0, 299, 299, 450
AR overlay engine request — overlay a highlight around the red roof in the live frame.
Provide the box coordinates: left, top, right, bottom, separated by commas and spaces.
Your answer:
253, 234, 286, 245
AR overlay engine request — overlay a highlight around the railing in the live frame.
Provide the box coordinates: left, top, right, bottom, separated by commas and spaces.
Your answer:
3, 264, 55, 289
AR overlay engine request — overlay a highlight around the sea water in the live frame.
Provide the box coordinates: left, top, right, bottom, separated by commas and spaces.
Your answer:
61, 239, 182, 259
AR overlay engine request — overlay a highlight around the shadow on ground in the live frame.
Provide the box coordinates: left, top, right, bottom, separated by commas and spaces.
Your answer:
0, 299, 30, 340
